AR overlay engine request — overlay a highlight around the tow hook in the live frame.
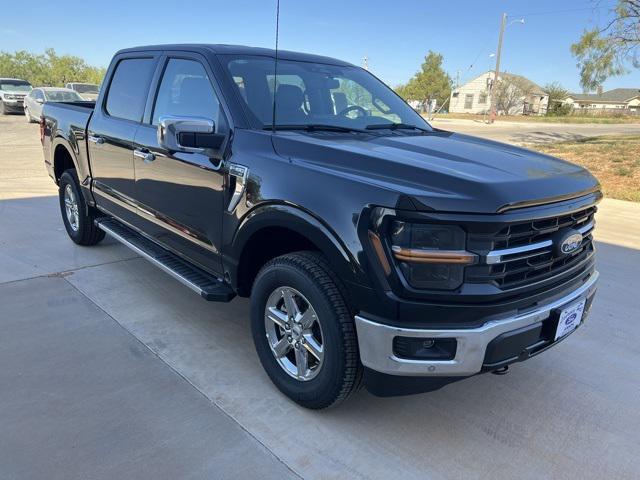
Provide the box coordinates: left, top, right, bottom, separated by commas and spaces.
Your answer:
491, 366, 509, 375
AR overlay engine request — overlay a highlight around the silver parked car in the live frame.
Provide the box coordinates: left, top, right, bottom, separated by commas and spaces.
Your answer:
23, 87, 84, 123
65, 82, 100, 101
0, 78, 33, 114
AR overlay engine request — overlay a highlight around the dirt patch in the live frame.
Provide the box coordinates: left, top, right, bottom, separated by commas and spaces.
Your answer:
530, 136, 640, 202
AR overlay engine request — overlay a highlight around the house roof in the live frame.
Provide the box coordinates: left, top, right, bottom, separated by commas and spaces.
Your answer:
567, 88, 640, 103
460, 71, 546, 95
498, 72, 546, 95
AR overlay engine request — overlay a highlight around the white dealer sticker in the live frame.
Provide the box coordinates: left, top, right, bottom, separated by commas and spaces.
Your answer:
555, 299, 586, 341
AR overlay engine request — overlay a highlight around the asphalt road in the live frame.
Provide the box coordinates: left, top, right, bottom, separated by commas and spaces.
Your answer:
430, 117, 640, 144
1, 113, 639, 479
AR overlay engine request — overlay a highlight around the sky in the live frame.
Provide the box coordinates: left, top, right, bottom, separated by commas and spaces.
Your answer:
1, 0, 638, 93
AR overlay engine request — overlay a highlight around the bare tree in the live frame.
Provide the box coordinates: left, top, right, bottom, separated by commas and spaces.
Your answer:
493, 76, 534, 115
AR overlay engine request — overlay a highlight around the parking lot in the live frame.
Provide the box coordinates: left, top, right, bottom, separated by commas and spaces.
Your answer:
1, 113, 640, 479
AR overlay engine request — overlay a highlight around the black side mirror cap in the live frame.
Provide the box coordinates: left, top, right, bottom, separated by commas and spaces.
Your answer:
178, 132, 226, 150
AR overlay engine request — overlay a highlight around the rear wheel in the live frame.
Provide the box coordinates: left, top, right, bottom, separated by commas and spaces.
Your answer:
251, 251, 362, 409
58, 169, 105, 246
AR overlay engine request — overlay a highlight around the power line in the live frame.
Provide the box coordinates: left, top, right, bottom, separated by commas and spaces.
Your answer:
508, 3, 616, 18
455, 33, 497, 87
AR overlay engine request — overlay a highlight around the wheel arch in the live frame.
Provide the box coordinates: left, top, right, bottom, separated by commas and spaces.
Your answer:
52, 136, 95, 206
228, 203, 360, 297
53, 140, 77, 183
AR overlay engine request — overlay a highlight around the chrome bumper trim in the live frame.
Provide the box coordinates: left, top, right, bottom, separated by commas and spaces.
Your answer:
355, 271, 599, 377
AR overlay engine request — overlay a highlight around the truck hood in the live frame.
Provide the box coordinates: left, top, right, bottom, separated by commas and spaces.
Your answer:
271, 130, 599, 213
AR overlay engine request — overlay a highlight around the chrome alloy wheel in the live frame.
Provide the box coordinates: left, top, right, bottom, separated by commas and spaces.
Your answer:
264, 286, 324, 381
64, 184, 80, 232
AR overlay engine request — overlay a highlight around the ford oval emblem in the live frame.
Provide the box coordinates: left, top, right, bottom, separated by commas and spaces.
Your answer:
560, 233, 583, 255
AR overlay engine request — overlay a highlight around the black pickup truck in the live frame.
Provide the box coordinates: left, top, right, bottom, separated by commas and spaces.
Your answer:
41, 44, 600, 408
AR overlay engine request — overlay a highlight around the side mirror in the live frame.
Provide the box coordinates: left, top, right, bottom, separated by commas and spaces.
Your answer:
157, 116, 226, 158
36, 98, 44, 104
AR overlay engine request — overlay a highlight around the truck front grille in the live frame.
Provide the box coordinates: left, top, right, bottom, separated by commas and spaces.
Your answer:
466, 206, 596, 290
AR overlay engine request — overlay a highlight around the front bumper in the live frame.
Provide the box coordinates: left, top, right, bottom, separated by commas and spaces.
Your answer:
355, 271, 598, 377
1, 99, 25, 112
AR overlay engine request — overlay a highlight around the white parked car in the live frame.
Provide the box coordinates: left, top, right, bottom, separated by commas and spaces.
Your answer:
23, 87, 84, 123
65, 82, 100, 101
0, 78, 33, 114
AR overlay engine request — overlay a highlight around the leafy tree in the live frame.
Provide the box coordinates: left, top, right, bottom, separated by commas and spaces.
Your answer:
544, 82, 572, 115
395, 51, 452, 111
0, 48, 106, 87
571, 0, 640, 90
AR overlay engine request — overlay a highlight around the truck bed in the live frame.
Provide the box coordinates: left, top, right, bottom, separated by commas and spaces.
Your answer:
42, 101, 96, 188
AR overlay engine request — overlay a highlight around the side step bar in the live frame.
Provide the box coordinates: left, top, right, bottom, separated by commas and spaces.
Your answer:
96, 217, 235, 302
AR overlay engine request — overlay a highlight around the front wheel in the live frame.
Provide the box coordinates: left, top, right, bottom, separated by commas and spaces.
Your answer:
58, 169, 105, 246
251, 251, 362, 409
0, 101, 6, 115
25, 108, 34, 123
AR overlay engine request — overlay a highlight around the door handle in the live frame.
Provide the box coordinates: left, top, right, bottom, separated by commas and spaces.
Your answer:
134, 149, 155, 163
88, 135, 104, 145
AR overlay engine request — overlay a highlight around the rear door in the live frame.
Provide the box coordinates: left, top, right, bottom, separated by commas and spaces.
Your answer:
132, 52, 230, 275
88, 53, 159, 225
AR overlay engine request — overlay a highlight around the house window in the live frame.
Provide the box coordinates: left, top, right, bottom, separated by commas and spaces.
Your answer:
478, 92, 487, 104
464, 94, 474, 109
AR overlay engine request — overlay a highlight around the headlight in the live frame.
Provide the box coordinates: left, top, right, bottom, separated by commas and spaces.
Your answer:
4, 94, 16, 100
389, 221, 476, 290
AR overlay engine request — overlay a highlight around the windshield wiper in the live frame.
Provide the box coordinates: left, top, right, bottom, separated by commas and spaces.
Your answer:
263, 124, 367, 133
365, 122, 431, 132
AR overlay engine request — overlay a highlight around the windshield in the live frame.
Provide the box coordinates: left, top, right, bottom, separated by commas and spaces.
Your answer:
44, 90, 85, 102
0, 80, 32, 92
222, 55, 431, 132
73, 84, 99, 94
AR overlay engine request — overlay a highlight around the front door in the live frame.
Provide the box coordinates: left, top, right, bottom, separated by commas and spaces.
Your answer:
89, 54, 158, 225
132, 54, 228, 275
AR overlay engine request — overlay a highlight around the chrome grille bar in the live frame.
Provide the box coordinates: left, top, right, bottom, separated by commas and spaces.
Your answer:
485, 221, 594, 265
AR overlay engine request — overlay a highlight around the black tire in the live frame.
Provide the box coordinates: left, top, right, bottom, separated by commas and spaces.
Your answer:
251, 251, 362, 409
58, 169, 105, 246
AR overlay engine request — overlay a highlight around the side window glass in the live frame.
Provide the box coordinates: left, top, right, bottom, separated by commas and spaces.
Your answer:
105, 58, 155, 122
152, 58, 224, 131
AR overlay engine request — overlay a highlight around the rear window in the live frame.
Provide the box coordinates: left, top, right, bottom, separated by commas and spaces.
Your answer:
105, 58, 155, 122
45, 90, 84, 102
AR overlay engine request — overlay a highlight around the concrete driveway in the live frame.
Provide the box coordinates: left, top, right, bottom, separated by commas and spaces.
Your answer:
1, 114, 639, 479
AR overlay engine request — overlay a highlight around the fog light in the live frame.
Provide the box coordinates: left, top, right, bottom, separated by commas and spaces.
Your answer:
393, 337, 457, 360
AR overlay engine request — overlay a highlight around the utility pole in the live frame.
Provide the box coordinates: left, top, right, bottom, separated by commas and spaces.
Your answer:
489, 12, 507, 123
363, 56, 369, 71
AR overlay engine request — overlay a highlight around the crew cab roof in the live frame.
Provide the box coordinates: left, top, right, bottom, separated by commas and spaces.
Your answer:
115, 44, 354, 67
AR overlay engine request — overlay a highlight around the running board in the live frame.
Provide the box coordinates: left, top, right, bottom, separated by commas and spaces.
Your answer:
96, 217, 235, 302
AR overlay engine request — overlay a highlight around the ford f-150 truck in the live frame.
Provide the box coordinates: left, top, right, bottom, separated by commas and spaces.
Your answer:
41, 44, 600, 409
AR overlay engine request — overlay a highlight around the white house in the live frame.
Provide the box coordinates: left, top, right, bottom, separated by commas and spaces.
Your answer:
562, 88, 640, 112
449, 71, 549, 115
